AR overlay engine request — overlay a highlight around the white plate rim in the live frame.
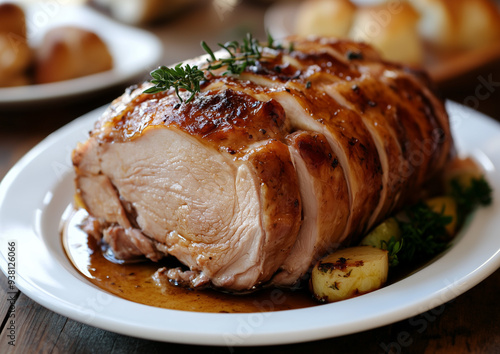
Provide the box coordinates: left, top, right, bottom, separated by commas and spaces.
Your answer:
0, 101, 499, 346
0, 4, 162, 105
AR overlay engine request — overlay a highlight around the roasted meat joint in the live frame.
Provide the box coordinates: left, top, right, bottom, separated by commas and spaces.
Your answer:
72, 35, 455, 294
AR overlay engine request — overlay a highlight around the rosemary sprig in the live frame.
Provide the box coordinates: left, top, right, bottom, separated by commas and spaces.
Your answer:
144, 33, 283, 103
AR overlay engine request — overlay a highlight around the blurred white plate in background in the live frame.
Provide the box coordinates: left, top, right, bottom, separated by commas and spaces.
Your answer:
0, 4, 162, 105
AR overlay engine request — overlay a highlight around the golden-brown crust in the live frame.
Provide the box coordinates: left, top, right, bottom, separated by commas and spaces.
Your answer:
288, 130, 349, 244
95, 87, 290, 156
286, 82, 383, 238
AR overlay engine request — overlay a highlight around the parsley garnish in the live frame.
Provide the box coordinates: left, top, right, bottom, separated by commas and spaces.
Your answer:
384, 175, 492, 267
449, 176, 492, 221
396, 202, 452, 265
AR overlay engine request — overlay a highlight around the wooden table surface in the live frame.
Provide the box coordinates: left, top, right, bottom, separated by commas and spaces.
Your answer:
1, 2, 500, 353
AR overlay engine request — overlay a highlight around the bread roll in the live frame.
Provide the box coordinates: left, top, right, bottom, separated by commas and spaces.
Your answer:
0, 3, 32, 87
0, 32, 32, 80
296, 0, 357, 38
35, 26, 113, 84
410, 0, 500, 50
349, 2, 423, 65
0, 3, 26, 37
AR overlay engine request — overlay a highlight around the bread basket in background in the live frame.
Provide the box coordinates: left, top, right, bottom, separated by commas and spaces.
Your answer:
271, 0, 500, 82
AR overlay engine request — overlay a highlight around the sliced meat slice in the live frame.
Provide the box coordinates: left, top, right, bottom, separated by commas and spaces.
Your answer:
73, 88, 301, 292
289, 36, 384, 64
383, 74, 454, 177
316, 75, 410, 221
280, 82, 383, 238
103, 225, 165, 262
272, 131, 349, 286
232, 55, 386, 239
233, 74, 383, 241
153, 267, 210, 290
72, 138, 131, 229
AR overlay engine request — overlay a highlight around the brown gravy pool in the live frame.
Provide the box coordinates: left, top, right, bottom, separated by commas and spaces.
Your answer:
62, 207, 319, 313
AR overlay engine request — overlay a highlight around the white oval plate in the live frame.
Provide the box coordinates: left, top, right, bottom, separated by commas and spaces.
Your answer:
0, 101, 499, 346
0, 4, 162, 105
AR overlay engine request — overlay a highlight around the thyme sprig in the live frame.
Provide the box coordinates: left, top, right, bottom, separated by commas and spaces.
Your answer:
203, 33, 271, 76
143, 63, 204, 103
144, 33, 283, 103
381, 237, 403, 267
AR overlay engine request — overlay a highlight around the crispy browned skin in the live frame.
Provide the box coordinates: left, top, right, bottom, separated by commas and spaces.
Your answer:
73, 37, 453, 291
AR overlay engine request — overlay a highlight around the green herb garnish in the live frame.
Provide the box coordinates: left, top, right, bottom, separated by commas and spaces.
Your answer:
145, 33, 286, 103
383, 175, 492, 266
396, 202, 452, 264
380, 236, 403, 267
143, 63, 204, 103
203, 32, 287, 76
450, 176, 492, 221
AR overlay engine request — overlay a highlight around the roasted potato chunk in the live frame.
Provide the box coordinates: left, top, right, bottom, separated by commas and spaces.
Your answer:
425, 196, 457, 236
359, 217, 401, 248
310, 246, 388, 303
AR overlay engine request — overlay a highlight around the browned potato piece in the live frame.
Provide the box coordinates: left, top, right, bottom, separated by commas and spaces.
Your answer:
443, 157, 483, 192
311, 246, 389, 303
0, 72, 30, 87
425, 196, 457, 236
359, 217, 402, 248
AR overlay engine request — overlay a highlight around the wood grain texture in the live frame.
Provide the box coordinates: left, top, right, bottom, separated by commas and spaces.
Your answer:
0, 274, 17, 333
